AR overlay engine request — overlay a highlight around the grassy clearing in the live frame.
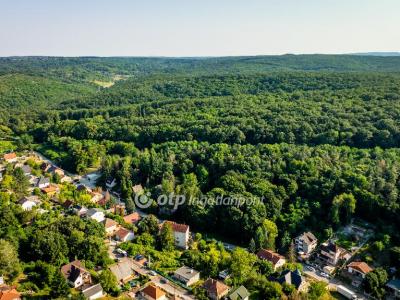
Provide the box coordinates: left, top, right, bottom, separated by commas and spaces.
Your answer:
92, 80, 115, 88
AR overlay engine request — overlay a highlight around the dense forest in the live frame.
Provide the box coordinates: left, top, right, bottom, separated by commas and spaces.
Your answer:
1, 55, 400, 251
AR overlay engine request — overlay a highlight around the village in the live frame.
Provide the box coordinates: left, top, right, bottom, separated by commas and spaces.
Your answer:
0, 150, 399, 300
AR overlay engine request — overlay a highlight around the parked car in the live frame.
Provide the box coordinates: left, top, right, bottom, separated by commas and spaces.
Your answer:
320, 272, 330, 278
160, 278, 167, 284
116, 248, 127, 256
149, 270, 157, 276
306, 266, 316, 272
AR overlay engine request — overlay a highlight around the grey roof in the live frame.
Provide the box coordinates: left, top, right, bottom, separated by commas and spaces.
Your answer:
228, 285, 250, 300
109, 257, 135, 282
86, 208, 103, 217
82, 283, 103, 298
387, 279, 400, 291
276, 269, 304, 289
37, 176, 50, 186
21, 165, 31, 174
174, 266, 199, 281
299, 232, 317, 244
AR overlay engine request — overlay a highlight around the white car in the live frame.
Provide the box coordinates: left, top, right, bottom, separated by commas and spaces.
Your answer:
149, 270, 157, 276
307, 266, 316, 272
320, 272, 330, 278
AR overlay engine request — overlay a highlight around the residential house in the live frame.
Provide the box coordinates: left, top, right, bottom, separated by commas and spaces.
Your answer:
295, 232, 318, 255
347, 261, 373, 279
82, 284, 104, 300
89, 192, 104, 204
163, 221, 190, 249
21, 165, 31, 176
3, 153, 17, 163
115, 227, 134, 242
0, 288, 21, 300
228, 286, 250, 300
19, 196, 41, 211
109, 257, 136, 284
319, 241, 348, 266
256, 249, 286, 271
62, 200, 74, 209
86, 208, 105, 223
77, 184, 92, 193
203, 278, 230, 300
386, 279, 400, 299
40, 162, 51, 172
61, 260, 92, 288
140, 284, 167, 300
74, 205, 88, 217
47, 165, 65, 178
36, 176, 50, 189
41, 184, 59, 197
275, 269, 308, 292
173, 266, 200, 286
103, 218, 119, 236
123, 212, 141, 225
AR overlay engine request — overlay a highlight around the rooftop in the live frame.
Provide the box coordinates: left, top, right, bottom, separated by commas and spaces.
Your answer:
174, 266, 200, 281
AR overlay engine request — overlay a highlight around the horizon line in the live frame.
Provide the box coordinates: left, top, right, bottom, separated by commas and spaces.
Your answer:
1, 51, 400, 59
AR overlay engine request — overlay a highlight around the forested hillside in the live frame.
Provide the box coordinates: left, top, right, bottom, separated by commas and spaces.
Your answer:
1, 55, 400, 251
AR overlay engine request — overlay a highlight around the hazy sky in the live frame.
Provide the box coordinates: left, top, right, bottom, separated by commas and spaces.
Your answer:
1, 0, 399, 56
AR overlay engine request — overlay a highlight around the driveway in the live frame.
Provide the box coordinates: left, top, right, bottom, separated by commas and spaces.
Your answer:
151, 275, 195, 300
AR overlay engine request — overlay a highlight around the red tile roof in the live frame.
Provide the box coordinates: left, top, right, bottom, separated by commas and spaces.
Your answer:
115, 227, 132, 240
0, 289, 21, 300
123, 212, 141, 224
348, 261, 373, 274
165, 221, 189, 233
257, 249, 285, 265
41, 184, 59, 194
3, 153, 17, 161
104, 218, 118, 229
142, 284, 166, 300
203, 278, 230, 297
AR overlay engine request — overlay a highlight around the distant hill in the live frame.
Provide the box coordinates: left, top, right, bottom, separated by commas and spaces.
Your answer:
349, 52, 400, 57
1, 55, 400, 83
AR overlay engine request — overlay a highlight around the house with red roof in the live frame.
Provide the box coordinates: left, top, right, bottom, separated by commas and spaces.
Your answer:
203, 278, 230, 300
140, 284, 167, 300
0, 288, 21, 300
347, 261, 373, 278
115, 227, 134, 242
123, 212, 141, 225
164, 221, 190, 249
2, 153, 17, 163
256, 249, 286, 271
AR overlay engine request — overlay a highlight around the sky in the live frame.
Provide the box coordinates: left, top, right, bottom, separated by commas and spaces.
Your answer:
0, 0, 399, 57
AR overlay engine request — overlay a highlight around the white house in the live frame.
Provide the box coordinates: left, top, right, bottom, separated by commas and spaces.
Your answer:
61, 260, 92, 288
164, 221, 190, 249
256, 249, 286, 271
103, 218, 118, 236
82, 283, 104, 300
115, 227, 134, 242
19, 196, 41, 211
347, 261, 373, 279
36, 176, 50, 189
86, 208, 105, 223
173, 266, 200, 286
3, 152, 18, 163
319, 241, 348, 266
295, 232, 318, 255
